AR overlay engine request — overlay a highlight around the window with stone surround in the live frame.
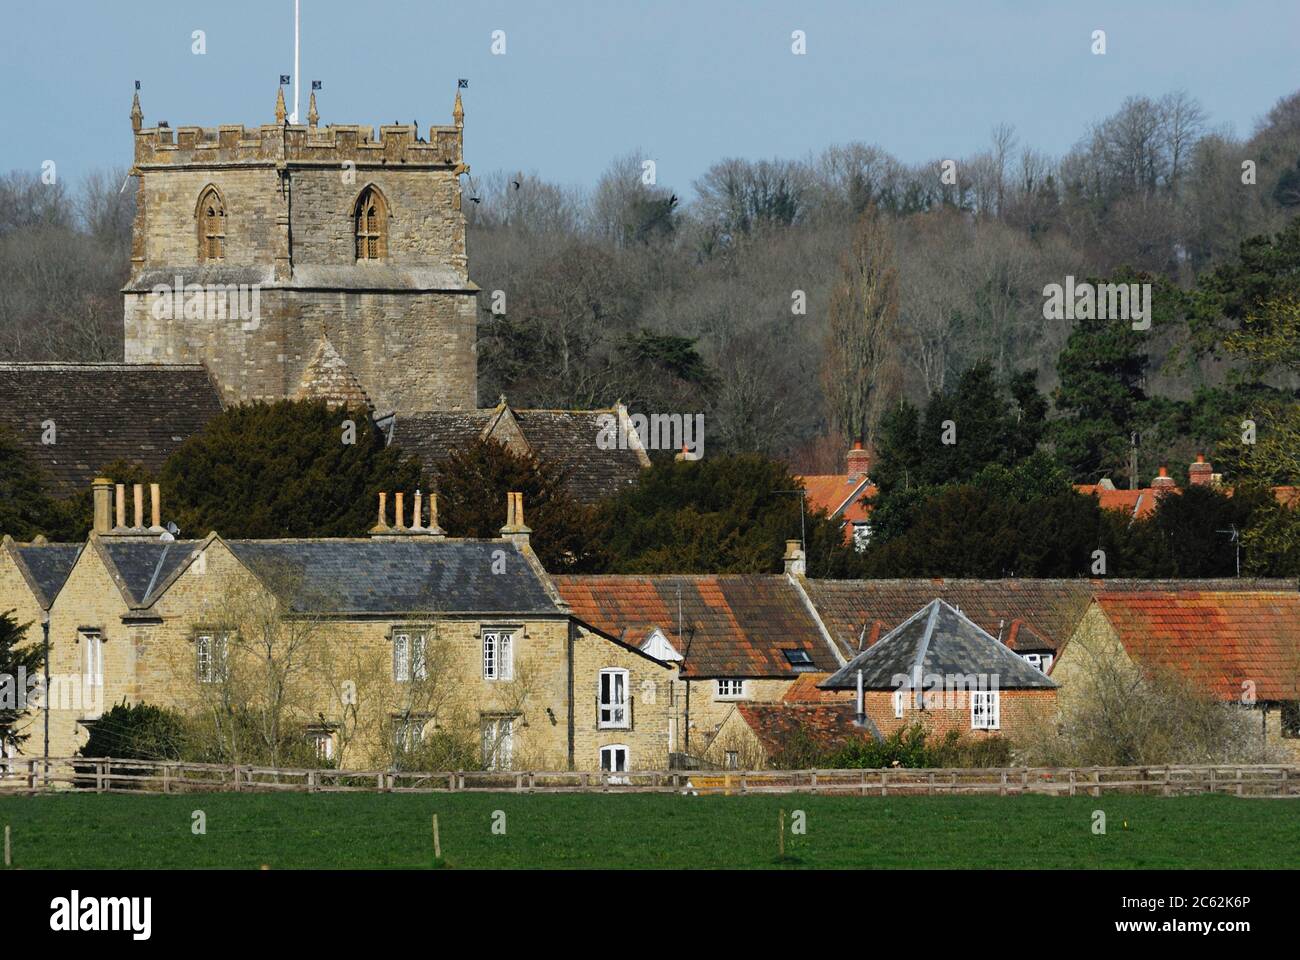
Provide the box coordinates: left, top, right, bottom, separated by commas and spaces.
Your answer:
195, 631, 231, 684
354, 185, 387, 260
482, 629, 513, 681
197, 185, 225, 261
481, 716, 514, 770
392, 630, 427, 683
598, 668, 629, 728
715, 678, 745, 700
599, 744, 628, 773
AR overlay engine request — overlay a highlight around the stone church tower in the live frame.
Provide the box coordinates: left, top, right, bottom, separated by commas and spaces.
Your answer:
122, 86, 477, 413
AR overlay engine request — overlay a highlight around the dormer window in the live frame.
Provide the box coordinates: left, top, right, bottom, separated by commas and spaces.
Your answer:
354, 185, 387, 260
197, 186, 225, 261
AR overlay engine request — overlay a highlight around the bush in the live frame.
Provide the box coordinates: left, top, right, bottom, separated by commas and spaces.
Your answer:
78, 701, 188, 761
823, 723, 1012, 769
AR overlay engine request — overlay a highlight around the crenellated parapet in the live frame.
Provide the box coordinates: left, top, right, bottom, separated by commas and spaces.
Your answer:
130, 86, 466, 171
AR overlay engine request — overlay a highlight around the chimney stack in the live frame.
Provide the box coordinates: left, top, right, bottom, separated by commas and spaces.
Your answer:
783, 539, 806, 577
149, 483, 163, 533
372, 492, 390, 533
411, 491, 424, 531
115, 484, 127, 531
133, 484, 145, 530
1151, 466, 1176, 490
370, 491, 448, 537
427, 493, 446, 537
1188, 454, 1213, 487
501, 491, 531, 542
846, 441, 872, 481
92, 478, 113, 535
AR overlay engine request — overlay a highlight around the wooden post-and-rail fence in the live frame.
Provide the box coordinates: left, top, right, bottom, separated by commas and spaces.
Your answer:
0, 758, 1297, 798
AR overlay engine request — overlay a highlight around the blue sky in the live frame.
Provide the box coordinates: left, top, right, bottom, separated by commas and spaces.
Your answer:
2, 0, 1297, 197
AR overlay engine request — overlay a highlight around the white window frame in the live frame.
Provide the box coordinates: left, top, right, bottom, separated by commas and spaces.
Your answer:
394, 717, 425, 752
598, 668, 630, 729
725, 750, 739, 770
310, 729, 335, 760
195, 632, 230, 684
393, 631, 428, 683
481, 717, 514, 770
80, 630, 103, 688
599, 744, 629, 773
971, 690, 1000, 730
715, 678, 746, 700
482, 630, 514, 681
892, 688, 906, 719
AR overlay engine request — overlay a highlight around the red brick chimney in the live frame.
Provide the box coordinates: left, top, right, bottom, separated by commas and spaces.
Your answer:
1151, 466, 1176, 490
846, 441, 872, 481
1188, 454, 1213, 486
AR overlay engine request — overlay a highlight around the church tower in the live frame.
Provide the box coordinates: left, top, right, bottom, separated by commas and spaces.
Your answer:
122, 85, 477, 413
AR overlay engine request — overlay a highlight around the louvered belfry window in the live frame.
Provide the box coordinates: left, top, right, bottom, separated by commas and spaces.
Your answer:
198, 186, 225, 261
354, 186, 386, 260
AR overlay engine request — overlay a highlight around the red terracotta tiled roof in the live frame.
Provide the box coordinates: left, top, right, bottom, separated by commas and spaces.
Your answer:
801, 577, 1295, 660
1096, 591, 1300, 702
799, 474, 874, 523
1075, 485, 1163, 519
781, 673, 853, 703
736, 702, 869, 756
552, 574, 839, 678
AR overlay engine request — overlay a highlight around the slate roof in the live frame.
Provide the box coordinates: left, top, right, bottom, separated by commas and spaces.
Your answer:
392, 404, 649, 503
735, 702, 870, 756
1095, 591, 1300, 703
820, 599, 1058, 691
99, 539, 203, 606
0, 363, 223, 499
802, 577, 1295, 660
225, 539, 561, 615
552, 574, 839, 678
8, 541, 82, 609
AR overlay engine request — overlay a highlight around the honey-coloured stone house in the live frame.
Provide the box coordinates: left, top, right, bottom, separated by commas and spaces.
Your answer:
7, 479, 674, 773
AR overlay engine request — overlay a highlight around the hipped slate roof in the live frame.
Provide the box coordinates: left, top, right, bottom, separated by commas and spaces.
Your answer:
392, 403, 649, 503
1095, 591, 1300, 702
820, 599, 1057, 691
6, 540, 82, 609
552, 574, 838, 677
0, 363, 223, 499
803, 577, 1296, 659
225, 539, 561, 615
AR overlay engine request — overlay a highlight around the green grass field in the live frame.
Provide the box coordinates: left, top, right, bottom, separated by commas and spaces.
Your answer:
0, 792, 1296, 869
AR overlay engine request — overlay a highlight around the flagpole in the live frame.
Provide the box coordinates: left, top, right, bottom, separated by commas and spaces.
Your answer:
290, 0, 300, 123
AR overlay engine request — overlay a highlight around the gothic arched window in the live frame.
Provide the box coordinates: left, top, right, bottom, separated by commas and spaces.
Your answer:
354, 186, 387, 260
196, 186, 226, 261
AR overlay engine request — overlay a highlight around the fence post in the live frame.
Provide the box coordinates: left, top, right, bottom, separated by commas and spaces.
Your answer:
26, 759, 35, 794
232, 764, 241, 793
1091, 768, 1100, 798
95, 760, 104, 794
1236, 768, 1244, 798
999, 771, 1007, 797
860, 770, 867, 796
163, 763, 171, 794
810, 771, 817, 795
880, 768, 888, 797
